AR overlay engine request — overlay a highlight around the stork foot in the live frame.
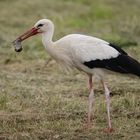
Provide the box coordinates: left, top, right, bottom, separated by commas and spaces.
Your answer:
82, 113, 92, 130
103, 127, 114, 133
83, 122, 92, 131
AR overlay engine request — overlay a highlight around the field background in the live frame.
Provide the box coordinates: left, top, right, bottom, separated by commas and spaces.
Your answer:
0, 0, 140, 139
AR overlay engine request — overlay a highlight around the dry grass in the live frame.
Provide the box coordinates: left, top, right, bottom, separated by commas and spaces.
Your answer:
0, 47, 140, 140
0, 0, 140, 139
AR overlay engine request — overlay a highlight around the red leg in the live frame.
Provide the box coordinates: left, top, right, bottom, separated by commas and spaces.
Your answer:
87, 75, 94, 127
101, 80, 113, 133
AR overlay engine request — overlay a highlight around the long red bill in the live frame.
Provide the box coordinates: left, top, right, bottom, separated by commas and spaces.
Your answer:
14, 27, 39, 42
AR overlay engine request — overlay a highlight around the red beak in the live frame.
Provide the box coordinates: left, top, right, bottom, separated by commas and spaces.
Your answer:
14, 27, 39, 42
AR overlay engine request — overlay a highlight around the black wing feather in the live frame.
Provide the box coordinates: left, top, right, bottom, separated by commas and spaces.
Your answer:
84, 55, 140, 77
83, 43, 140, 77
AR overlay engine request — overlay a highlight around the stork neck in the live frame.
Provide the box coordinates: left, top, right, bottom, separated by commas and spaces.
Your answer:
42, 28, 54, 47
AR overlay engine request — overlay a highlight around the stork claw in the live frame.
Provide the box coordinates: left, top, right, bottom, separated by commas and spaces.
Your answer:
82, 123, 92, 131
82, 113, 92, 130
103, 127, 114, 133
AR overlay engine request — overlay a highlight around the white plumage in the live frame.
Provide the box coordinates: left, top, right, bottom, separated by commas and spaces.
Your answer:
56, 34, 119, 61
13, 18, 140, 133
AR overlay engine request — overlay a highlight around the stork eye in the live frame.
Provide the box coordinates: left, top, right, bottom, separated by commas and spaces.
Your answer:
37, 24, 44, 28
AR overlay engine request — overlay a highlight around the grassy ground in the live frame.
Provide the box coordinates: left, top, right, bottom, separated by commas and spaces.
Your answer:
0, 0, 140, 139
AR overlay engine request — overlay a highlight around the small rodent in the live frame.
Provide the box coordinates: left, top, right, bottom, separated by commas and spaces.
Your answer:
13, 39, 22, 52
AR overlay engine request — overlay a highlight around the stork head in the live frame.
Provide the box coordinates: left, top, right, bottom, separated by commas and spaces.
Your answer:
34, 19, 54, 33
13, 19, 54, 52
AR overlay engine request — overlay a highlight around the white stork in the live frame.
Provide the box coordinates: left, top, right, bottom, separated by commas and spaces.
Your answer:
13, 19, 140, 133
